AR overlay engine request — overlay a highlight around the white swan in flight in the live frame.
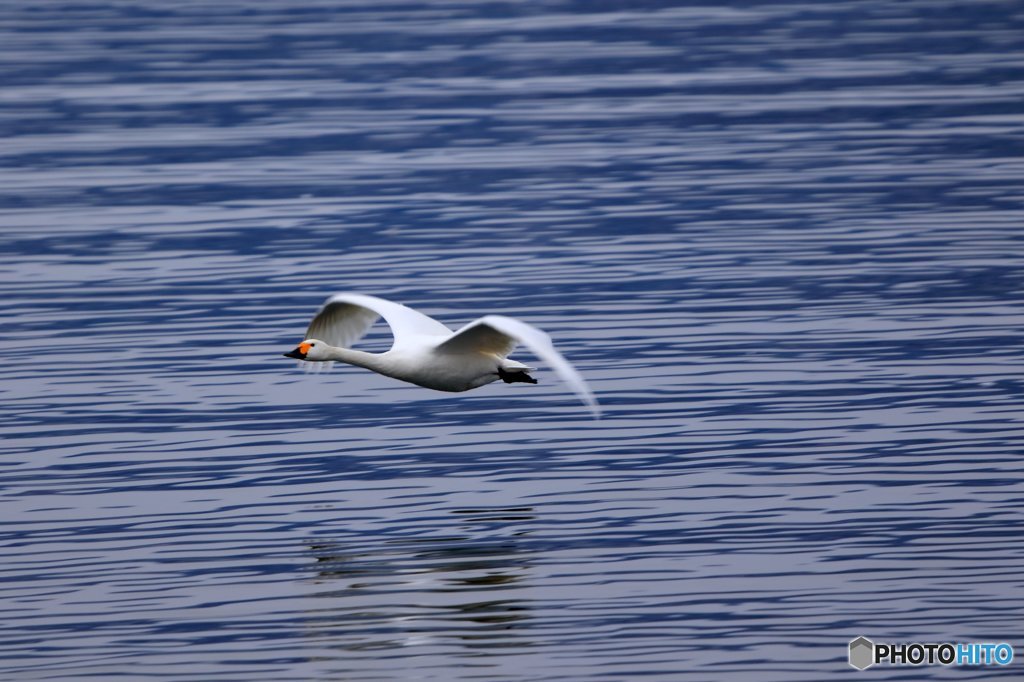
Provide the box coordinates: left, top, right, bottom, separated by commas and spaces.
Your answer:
283, 293, 599, 417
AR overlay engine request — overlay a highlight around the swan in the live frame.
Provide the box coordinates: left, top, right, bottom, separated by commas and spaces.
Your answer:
283, 293, 599, 417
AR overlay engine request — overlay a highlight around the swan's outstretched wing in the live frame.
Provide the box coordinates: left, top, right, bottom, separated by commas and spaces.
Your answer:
438, 314, 600, 417
304, 293, 451, 350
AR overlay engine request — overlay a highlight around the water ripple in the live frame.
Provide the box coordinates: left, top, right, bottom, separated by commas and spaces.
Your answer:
2, 0, 1024, 680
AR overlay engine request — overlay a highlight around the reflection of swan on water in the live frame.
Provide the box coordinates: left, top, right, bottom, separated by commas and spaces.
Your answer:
303, 507, 537, 654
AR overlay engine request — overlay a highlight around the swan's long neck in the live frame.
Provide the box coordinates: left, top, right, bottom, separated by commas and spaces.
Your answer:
325, 345, 390, 373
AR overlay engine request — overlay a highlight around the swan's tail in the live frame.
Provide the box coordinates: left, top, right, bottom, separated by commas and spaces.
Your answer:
501, 359, 536, 372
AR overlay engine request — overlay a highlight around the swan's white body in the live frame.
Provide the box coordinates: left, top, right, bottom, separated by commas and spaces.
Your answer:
285, 293, 599, 417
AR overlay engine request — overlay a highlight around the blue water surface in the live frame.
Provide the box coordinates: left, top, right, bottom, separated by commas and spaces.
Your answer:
2, 1, 1023, 680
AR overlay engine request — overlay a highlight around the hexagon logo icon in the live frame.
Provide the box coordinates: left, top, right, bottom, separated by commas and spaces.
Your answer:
849, 636, 875, 670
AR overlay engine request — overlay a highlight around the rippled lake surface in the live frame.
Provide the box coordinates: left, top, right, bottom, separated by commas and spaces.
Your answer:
3, 1, 1024, 680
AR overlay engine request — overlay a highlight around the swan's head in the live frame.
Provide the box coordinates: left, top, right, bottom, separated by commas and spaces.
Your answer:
283, 339, 329, 361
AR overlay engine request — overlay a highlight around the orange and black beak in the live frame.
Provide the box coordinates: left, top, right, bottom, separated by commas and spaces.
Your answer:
283, 341, 311, 360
